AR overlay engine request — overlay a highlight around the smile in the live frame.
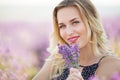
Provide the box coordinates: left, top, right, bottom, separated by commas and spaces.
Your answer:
67, 36, 79, 43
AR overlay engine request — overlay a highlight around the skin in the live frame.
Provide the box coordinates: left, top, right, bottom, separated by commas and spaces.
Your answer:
57, 6, 120, 80
57, 6, 91, 48
57, 6, 89, 80
32, 6, 120, 80
57, 6, 96, 67
32, 61, 52, 80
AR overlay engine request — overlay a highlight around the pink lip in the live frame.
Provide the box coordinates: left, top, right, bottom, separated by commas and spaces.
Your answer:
67, 36, 79, 43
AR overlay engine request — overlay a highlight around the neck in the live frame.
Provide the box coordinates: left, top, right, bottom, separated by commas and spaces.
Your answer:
79, 43, 100, 66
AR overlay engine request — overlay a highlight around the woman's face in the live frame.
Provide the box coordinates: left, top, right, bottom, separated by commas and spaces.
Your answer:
57, 6, 91, 48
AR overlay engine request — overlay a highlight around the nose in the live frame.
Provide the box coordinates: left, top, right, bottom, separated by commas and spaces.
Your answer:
66, 26, 74, 36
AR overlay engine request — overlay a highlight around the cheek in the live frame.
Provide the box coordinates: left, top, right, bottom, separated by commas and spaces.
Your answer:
60, 30, 66, 39
76, 26, 85, 35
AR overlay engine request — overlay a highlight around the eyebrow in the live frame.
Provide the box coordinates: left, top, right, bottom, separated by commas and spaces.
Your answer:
58, 17, 79, 26
70, 18, 79, 22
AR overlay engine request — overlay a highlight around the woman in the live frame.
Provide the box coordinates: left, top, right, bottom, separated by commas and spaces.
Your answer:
33, 0, 120, 80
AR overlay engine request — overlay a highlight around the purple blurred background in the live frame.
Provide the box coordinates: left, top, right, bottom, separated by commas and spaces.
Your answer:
0, 0, 120, 80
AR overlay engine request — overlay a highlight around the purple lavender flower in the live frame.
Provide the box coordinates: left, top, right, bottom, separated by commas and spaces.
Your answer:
89, 76, 99, 80
57, 43, 80, 68
111, 72, 120, 80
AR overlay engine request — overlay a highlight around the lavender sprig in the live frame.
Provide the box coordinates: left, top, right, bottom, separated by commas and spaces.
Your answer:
57, 43, 80, 68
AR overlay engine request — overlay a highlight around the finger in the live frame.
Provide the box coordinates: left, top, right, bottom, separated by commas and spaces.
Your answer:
66, 75, 80, 80
71, 72, 83, 80
66, 74, 72, 80
72, 72, 81, 78
70, 68, 79, 74
69, 68, 84, 80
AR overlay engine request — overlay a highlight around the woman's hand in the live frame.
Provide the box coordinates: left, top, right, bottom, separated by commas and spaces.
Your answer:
66, 68, 83, 80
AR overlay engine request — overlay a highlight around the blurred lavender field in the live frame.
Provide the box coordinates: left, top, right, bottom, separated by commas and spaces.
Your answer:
102, 16, 120, 55
0, 0, 120, 80
0, 16, 120, 80
0, 21, 52, 79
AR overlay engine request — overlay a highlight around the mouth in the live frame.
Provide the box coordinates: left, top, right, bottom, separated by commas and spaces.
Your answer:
67, 36, 79, 44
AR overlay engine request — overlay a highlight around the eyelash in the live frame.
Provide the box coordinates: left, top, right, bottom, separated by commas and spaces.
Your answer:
72, 21, 80, 25
59, 25, 66, 29
59, 21, 80, 29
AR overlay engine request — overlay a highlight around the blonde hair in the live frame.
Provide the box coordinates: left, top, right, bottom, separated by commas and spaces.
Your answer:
47, 0, 111, 79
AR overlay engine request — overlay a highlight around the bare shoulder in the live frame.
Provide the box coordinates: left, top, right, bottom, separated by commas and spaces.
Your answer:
101, 55, 120, 68
96, 55, 120, 79
32, 58, 54, 80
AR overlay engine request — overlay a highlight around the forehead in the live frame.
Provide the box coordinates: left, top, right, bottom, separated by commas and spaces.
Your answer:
57, 6, 81, 23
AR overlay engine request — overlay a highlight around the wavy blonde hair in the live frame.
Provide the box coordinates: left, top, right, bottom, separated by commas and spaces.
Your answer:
47, 0, 111, 79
